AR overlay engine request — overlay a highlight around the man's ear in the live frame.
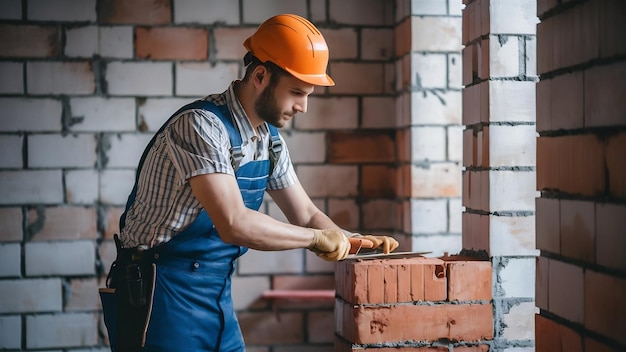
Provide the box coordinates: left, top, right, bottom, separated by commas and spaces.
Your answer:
254, 66, 268, 86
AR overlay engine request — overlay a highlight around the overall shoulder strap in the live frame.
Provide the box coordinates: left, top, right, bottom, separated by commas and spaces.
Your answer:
120, 100, 244, 230
267, 124, 282, 176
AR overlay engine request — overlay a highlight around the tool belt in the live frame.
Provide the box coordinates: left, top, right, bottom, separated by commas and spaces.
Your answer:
100, 234, 155, 352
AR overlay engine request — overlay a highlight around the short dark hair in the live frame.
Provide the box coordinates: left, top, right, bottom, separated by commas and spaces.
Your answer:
242, 52, 288, 86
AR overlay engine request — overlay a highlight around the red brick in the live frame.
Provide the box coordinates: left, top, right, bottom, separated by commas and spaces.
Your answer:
585, 62, 626, 128
136, 27, 208, 60
536, 136, 558, 191
104, 207, 124, 240
606, 132, 626, 198
536, 18, 553, 74
367, 263, 385, 304
361, 165, 397, 197
0, 25, 60, 58
65, 278, 99, 311
539, 135, 606, 196
596, 203, 626, 272
0, 207, 23, 241
600, 0, 626, 58
584, 270, 626, 345
535, 314, 583, 352
536, 79, 551, 132
329, 131, 395, 163
349, 304, 493, 344
585, 337, 620, 352
551, 71, 584, 130
560, 200, 595, 263
535, 198, 560, 254
337, 258, 447, 304
98, 0, 171, 25
28, 206, 97, 241
383, 264, 398, 304
566, 134, 605, 196
444, 256, 492, 301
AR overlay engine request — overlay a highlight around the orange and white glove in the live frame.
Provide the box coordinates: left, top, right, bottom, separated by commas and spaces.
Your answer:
308, 229, 351, 261
351, 234, 399, 254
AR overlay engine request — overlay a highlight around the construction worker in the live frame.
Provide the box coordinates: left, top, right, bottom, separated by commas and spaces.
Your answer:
101, 14, 399, 351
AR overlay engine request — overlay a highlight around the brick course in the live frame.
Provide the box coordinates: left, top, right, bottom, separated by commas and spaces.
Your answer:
335, 255, 493, 348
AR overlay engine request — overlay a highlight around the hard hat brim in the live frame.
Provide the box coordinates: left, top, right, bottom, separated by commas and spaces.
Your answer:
283, 66, 335, 87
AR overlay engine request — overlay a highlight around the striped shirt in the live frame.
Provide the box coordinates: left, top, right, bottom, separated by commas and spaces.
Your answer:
120, 81, 297, 248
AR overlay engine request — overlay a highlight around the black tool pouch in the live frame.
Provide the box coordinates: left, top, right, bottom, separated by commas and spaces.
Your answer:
100, 234, 155, 352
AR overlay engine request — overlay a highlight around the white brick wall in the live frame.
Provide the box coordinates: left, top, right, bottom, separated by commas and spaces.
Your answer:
0, 170, 64, 204
0, 135, 23, 168
70, 97, 136, 132
106, 62, 173, 96
0, 315, 21, 349
175, 62, 239, 96
0, 0, 21, 20
242, 0, 307, 24
28, 0, 96, 22
0, 98, 62, 132
105, 134, 153, 168
65, 26, 134, 59
27, 62, 95, 95
0, 62, 23, 93
28, 134, 97, 168
25, 241, 95, 276
0, 279, 63, 313
99, 170, 135, 205
0, 243, 21, 277
26, 313, 98, 349
175, 0, 240, 24
65, 170, 99, 204
139, 97, 193, 131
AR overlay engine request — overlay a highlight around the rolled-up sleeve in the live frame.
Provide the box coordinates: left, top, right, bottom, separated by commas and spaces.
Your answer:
165, 110, 235, 183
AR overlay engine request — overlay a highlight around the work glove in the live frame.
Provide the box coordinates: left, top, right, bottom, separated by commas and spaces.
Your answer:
308, 229, 351, 261
351, 234, 399, 254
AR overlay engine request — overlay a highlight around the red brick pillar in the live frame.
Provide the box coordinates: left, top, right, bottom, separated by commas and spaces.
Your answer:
335, 255, 493, 351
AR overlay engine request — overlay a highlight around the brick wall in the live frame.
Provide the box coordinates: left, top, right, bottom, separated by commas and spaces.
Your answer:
461, 0, 539, 350
535, 0, 626, 351
394, 0, 464, 255
0, 0, 460, 351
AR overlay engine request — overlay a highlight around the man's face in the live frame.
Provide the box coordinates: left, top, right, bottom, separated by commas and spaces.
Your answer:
254, 73, 314, 128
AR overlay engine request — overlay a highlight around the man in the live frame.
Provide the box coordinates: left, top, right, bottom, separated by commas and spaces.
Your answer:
102, 14, 399, 352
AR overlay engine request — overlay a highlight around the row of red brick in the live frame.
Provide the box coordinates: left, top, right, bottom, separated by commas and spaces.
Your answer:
335, 255, 493, 347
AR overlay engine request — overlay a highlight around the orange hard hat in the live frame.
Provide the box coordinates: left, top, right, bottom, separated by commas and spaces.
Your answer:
243, 14, 335, 86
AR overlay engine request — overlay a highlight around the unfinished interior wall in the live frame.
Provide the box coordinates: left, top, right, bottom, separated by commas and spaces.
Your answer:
0, 0, 395, 350
535, 0, 626, 351
461, 0, 539, 350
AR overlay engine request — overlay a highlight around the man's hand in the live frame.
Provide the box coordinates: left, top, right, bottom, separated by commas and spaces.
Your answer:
351, 234, 399, 254
308, 229, 351, 261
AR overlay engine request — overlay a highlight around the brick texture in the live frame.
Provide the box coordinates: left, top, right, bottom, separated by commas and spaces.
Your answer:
135, 27, 208, 60
336, 255, 493, 348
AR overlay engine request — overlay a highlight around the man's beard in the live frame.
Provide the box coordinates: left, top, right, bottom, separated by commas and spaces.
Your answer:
255, 84, 289, 128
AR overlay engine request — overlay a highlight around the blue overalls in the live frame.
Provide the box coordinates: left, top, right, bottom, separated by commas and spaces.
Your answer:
116, 100, 281, 351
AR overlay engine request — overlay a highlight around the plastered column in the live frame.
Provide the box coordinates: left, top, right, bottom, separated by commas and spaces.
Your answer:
461, 0, 539, 349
